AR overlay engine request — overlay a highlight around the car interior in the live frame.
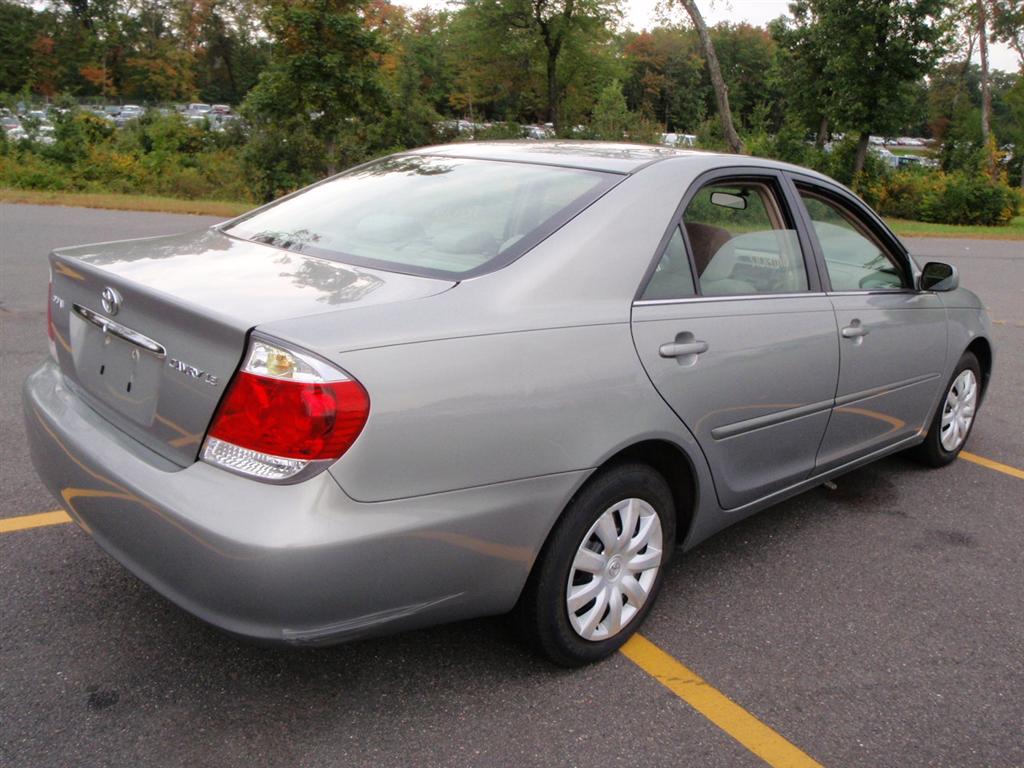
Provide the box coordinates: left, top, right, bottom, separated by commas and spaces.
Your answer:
643, 181, 809, 299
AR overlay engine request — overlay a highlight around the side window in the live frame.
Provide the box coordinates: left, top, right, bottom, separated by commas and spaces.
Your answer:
642, 226, 695, 300
798, 189, 908, 291
682, 181, 808, 296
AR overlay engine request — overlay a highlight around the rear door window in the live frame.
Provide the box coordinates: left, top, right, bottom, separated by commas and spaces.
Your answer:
682, 181, 808, 296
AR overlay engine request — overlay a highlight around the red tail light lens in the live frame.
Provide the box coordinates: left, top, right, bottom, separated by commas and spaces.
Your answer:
201, 338, 369, 482
209, 374, 368, 460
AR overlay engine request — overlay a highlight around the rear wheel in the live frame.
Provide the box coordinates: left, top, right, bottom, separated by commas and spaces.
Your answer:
914, 352, 981, 467
514, 463, 675, 667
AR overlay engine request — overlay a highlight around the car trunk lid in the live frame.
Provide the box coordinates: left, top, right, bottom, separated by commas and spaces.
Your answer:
48, 227, 453, 467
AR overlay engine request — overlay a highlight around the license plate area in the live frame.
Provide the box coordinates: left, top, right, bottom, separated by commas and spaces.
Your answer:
69, 312, 163, 426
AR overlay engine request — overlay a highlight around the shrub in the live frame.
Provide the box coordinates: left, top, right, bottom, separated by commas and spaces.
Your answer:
873, 168, 936, 220
919, 172, 1019, 225
874, 168, 1019, 226
0, 151, 69, 190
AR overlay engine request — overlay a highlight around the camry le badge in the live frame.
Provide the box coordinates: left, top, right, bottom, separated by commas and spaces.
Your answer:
101, 286, 122, 316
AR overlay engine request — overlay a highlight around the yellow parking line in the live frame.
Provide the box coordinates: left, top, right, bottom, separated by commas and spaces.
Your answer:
622, 634, 823, 768
0, 510, 72, 533
961, 452, 1024, 481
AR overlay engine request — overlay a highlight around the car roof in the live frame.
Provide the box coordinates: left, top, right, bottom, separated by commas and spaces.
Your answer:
406, 141, 719, 173
406, 140, 834, 181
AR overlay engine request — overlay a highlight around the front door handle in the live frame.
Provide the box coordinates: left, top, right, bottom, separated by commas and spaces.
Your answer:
659, 340, 709, 358
841, 322, 870, 339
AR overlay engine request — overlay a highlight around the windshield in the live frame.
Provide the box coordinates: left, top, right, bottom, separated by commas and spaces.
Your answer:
224, 155, 618, 279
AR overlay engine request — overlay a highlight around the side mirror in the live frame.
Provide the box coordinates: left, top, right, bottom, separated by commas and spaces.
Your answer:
919, 261, 958, 292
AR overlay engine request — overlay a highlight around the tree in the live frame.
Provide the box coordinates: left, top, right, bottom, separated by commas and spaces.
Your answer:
990, 0, 1024, 69
0, 1, 44, 93
977, 0, 995, 178
788, 0, 951, 183
621, 27, 706, 131
770, 14, 833, 147
241, 0, 386, 197
461, 0, 620, 127
708, 23, 779, 133
676, 0, 744, 153
591, 78, 629, 138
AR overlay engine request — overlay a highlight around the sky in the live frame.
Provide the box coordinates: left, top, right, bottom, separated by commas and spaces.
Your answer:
400, 0, 1021, 73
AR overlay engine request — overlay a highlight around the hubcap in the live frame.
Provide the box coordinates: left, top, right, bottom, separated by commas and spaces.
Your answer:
940, 369, 978, 452
566, 498, 663, 642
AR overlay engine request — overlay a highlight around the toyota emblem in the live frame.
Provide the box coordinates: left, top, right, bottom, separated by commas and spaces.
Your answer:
101, 286, 122, 316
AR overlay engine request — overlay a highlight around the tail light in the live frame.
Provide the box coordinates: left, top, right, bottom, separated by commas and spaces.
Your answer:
201, 336, 369, 483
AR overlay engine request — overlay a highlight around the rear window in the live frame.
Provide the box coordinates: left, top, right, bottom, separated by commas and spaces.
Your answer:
224, 155, 618, 279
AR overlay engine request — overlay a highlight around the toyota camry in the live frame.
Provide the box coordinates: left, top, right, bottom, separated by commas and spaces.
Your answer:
25, 142, 992, 665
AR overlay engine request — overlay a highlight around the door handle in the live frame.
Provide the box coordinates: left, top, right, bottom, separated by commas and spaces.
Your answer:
841, 323, 869, 339
659, 340, 709, 358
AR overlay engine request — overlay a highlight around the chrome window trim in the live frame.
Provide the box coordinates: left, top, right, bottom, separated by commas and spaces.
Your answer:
824, 290, 918, 297
634, 292, 827, 307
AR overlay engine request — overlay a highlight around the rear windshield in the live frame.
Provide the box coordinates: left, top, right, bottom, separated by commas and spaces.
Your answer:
224, 155, 618, 279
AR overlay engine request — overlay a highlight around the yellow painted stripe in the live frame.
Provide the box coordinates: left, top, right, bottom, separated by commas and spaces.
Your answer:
621, 634, 823, 768
0, 510, 72, 533
961, 451, 1024, 481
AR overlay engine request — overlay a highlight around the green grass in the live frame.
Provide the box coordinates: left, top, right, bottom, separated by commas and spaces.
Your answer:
885, 216, 1024, 240
3, 187, 1022, 240
0, 188, 252, 218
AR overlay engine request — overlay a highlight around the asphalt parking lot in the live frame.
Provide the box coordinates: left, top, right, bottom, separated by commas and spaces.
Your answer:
1, 202, 1022, 768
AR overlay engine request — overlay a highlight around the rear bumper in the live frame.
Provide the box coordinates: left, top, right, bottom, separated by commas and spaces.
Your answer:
24, 361, 582, 645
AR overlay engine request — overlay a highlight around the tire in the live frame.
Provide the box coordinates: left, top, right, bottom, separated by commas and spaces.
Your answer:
914, 351, 982, 467
514, 463, 676, 667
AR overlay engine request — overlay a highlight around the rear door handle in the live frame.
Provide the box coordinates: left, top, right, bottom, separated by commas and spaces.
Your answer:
841, 323, 869, 339
659, 340, 709, 358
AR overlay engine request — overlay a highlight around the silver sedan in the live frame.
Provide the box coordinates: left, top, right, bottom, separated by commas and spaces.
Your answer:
25, 142, 992, 665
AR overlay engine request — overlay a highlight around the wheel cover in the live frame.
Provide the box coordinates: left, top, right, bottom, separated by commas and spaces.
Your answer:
566, 498, 663, 642
940, 369, 978, 452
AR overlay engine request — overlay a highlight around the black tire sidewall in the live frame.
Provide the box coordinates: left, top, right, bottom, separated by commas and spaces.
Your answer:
520, 463, 676, 667
920, 352, 981, 467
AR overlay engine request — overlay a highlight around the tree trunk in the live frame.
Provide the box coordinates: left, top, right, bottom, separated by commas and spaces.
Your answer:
815, 115, 829, 149
978, 0, 995, 179
546, 48, 559, 127
852, 131, 871, 184
679, 0, 745, 154
324, 138, 337, 177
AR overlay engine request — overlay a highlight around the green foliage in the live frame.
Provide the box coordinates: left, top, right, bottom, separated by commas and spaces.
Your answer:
0, 0, 1019, 228
874, 168, 1019, 225
242, 0, 386, 181
591, 79, 629, 139
0, 110, 250, 202
746, 116, 815, 166
790, 0, 951, 138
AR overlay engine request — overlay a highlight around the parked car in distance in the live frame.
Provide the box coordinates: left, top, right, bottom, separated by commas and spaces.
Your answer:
186, 102, 212, 115
25, 142, 992, 666
660, 132, 697, 148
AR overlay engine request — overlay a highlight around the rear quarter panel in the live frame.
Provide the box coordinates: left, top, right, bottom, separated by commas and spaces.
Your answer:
327, 322, 705, 501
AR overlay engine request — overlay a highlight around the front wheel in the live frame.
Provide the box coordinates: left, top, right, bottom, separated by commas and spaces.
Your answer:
914, 351, 981, 467
514, 463, 676, 667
